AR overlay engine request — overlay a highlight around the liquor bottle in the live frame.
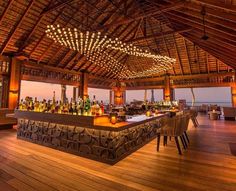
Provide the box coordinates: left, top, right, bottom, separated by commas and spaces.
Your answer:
91, 101, 96, 115
73, 101, 78, 115
52, 91, 56, 105
63, 99, 69, 113
100, 100, 104, 114
54, 101, 59, 113
34, 97, 39, 112
18, 99, 24, 110
77, 97, 83, 115
95, 101, 100, 116
69, 103, 73, 114
84, 95, 91, 114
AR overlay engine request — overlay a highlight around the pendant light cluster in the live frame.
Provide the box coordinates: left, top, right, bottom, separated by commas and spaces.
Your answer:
45, 25, 175, 79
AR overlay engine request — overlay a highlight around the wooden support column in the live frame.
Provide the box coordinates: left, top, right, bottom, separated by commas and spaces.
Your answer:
123, 91, 126, 105
164, 75, 174, 101
73, 87, 77, 101
61, 85, 67, 103
8, 57, 21, 109
79, 70, 88, 100
151, 89, 155, 102
109, 90, 113, 105
112, 82, 126, 106
231, 87, 236, 107
144, 89, 147, 102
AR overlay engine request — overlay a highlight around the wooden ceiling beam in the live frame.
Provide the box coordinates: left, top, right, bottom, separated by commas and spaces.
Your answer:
38, 1, 89, 64
0, 0, 13, 24
97, 0, 128, 28
183, 6, 236, 30
98, 1, 185, 29
103, 20, 141, 79
184, 27, 236, 50
194, 45, 201, 74
69, 55, 85, 70
173, 34, 184, 75
171, 72, 235, 80
172, 82, 235, 89
182, 31, 236, 62
58, 0, 119, 75
184, 3, 236, 25
17, 0, 53, 53
123, 72, 235, 86
63, 52, 82, 69
76, 59, 89, 72
127, 85, 164, 90
166, 11, 236, 40
165, 12, 236, 48
160, 23, 176, 75
55, 49, 73, 67
182, 33, 236, 68
206, 52, 210, 74
183, 38, 192, 74
0, 0, 34, 54
40, 0, 76, 16
216, 59, 219, 73
188, 0, 236, 14
29, 10, 62, 58
126, 27, 192, 43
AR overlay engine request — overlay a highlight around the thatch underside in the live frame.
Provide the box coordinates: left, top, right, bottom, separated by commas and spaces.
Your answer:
0, 0, 235, 87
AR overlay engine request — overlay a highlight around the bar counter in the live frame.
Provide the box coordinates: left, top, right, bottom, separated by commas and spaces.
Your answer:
15, 110, 167, 164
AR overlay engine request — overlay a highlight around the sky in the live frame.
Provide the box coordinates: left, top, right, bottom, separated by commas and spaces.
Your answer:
20, 80, 232, 106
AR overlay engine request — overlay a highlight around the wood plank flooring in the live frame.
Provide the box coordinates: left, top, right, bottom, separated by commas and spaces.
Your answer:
0, 114, 236, 191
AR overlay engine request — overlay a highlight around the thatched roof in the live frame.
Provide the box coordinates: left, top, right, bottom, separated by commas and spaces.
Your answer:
0, 0, 235, 88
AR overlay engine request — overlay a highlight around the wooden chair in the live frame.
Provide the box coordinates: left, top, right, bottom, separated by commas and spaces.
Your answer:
182, 114, 190, 146
189, 109, 199, 128
157, 115, 188, 155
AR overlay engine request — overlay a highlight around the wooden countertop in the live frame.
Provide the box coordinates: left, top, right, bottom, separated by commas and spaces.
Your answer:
14, 110, 167, 131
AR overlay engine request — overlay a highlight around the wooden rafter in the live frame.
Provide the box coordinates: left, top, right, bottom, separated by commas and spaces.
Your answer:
38, 7, 79, 64
166, 11, 236, 43
0, 0, 13, 24
127, 27, 192, 43
29, 10, 63, 58
55, 49, 73, 67
98, 1, 185, 29
173, 34, 184, 75
41, 0, 76, 16
206, 52, 210, 73
0, 0, 34, 54
17, 1, 53, 53
194, 44, 201, 74
189, 0, 236, 14
183, 38, 192, 74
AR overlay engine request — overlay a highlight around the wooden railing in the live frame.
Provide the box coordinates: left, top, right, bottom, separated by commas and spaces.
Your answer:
21, 62, 81, 86
171, 72, 235, 88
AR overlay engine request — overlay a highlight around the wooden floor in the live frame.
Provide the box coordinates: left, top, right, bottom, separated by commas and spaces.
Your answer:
0, 115, 236, 191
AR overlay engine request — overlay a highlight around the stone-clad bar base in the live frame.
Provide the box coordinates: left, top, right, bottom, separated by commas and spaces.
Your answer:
17, 117, 162, 164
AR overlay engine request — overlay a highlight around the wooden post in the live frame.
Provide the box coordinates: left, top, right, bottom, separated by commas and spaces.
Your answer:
163, 75, 175, 101
0, 76, 9, 108
109, 90, 113, 105
113, 82, 126, 106
79, 70, 88, 100
8, 57, 21, 109
231, 87, 236, 107
151, 89, 155, 102
73, 87, 77, 101
61, 85, 66, 103
123, 91, 126, 105
144, 89, 147, 102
